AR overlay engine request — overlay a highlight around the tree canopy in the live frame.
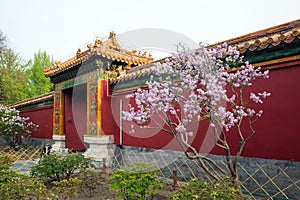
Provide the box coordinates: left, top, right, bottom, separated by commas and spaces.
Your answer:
26, 51, 53, 97
0, 31, 30, 105
0, 30, 53, 105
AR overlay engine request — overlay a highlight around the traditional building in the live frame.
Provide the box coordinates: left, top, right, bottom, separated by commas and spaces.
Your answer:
12, 32, 153, 160
10, 19, 300, 163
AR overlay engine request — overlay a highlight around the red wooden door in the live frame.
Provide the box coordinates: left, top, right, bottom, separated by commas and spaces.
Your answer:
64, 87, 87, 151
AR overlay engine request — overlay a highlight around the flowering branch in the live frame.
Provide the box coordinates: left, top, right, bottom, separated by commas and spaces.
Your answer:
123, 43, 270, 183
0, 105, 38, 148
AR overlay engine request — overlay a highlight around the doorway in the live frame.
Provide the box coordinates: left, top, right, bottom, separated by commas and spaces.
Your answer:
64, 84, 87, 151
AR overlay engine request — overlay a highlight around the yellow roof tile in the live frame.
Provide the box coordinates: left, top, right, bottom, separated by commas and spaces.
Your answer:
208, 19, 300, 53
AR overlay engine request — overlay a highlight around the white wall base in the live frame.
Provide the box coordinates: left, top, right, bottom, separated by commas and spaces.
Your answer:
83, 136, 114, 167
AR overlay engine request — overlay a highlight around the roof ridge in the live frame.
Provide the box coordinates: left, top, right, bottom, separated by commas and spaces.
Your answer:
44, 32, 153, 77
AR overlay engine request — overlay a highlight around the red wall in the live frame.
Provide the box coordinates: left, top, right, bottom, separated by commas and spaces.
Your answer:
232, 62, 300, 161
20, 105, 53, 139
109, 61, 300, 161
100, 80, 116, 135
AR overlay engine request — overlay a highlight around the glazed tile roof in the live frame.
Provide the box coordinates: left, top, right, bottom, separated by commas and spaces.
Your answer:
9, 92, 54, 109
44, 32, 153, 77
208, 19, 300, 54
113, 19, 300, 84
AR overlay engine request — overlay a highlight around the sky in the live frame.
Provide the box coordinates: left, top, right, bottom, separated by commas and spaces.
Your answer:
0, 0, 299, 62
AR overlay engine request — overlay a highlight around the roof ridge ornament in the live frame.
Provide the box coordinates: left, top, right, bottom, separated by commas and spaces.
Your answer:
109, 31, 116, 39
87, 43, 93, 50
77, 48, 82, 56
94, 39, 102, 47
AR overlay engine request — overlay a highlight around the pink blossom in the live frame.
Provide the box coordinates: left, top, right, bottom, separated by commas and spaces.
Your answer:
258, 91, 271, 98
250, 92, 263, 104
256, 110, 264, 117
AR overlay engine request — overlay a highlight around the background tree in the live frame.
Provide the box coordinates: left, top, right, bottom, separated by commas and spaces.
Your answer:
123, 43, 270, 185
0, 30, 30, 105
0, 31, 53, 104
26, 50, 53, 97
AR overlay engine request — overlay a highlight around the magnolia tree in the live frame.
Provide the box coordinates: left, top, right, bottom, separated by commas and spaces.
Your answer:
123, 43, 270, 184
0, 104, 38, 148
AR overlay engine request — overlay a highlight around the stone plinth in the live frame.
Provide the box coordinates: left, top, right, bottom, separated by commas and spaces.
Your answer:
83, 136, 114, 167
51, 135, 67, 153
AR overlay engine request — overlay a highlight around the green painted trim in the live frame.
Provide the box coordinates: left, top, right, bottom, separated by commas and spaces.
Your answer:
244, 42, 300, 64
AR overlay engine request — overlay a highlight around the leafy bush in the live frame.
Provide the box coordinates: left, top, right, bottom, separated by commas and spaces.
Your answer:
0, 173, 55, 200
0, 155, 55, 200
31, 152, 95, 181
170, 177, 244, 200
78, 170, 105, 198
52, 177, 82, 199
108, 162, 164, 200
0, 154, 13, 170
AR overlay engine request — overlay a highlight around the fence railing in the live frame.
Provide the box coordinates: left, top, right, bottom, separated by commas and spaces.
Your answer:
0, 145, 41, 174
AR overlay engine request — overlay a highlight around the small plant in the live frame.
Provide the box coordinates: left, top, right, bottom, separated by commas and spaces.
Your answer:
52, 177, 82, 200
108, 162, 164, 200
1, 174, 56, 200
0, 154, 13, 170
31, 152, 95, 181
170, 177, 244, 200
0, 155, 55, 200
78, 170, 104, 198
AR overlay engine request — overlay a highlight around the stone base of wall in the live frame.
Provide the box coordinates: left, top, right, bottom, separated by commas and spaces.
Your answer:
18, 137, 54, 148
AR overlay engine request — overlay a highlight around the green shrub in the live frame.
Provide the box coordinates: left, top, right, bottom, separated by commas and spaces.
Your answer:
108, 162, 164, 200
0, 156, 55, 200
31, 152, 95, 181
0, 173, 55, 200
0, 155, 13, 170
51, 177, 82, 199
170, 177, 244, 200
78, 170, 105, 198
